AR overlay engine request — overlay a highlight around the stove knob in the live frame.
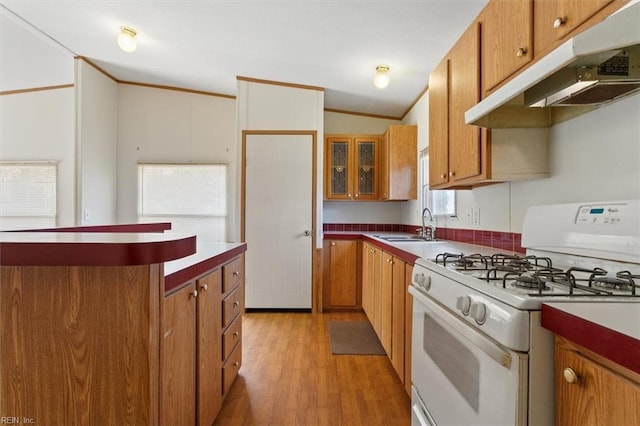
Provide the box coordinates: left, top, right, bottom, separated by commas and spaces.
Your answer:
456, 295, 472, 315
470, 302, 487, 325
416, 273, 431, 291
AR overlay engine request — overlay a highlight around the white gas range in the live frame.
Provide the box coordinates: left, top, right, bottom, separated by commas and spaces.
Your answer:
410, 200, 640, 426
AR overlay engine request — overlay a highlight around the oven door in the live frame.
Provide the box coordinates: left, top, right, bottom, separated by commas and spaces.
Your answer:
410, 286, 529, 426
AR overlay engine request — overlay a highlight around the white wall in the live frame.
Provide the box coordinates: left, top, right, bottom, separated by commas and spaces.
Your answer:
76, 60, 119, 225
0, 88, 76, 226
400, 89, 640, 234
117, 84, 237, 233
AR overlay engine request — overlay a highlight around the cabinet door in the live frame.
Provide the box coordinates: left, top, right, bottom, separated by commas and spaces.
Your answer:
556, 342, 640, 425
449, 22, 484, 183
161, 284, 197, 426
324, 240, 358, 307
325, 137, 353, 200
391, 256, 406, 379
380, 251, 393, 355
381, 125, 417, 200
428, 59, 450, 188
354, 137, 379, 200
196, 270, 222, 426
534, 0, 614, 57
404, 263, 413, 397
481, 0, 533, 93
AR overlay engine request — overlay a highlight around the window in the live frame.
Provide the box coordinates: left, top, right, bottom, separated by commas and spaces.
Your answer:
420, 149, 456, 216
138, 163, 227, 242
0, 162, 57, 230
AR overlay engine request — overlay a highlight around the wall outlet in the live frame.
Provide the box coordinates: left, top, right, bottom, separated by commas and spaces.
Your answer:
83, 209, 91, 222
472, 208, 480, 225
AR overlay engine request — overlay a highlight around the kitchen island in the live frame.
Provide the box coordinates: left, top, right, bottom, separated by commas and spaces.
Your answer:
0, 230, 246, 425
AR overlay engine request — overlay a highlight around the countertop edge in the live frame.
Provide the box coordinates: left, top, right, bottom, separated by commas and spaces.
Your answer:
164, 243, 247, 293
541, 303, 640, 375
0, 234, 197, 266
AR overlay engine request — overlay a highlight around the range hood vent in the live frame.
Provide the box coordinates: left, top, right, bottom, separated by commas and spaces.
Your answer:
466, 2, 640, 128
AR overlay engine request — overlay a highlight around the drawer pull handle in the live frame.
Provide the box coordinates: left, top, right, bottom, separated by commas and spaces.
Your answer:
563, 367, 579, 384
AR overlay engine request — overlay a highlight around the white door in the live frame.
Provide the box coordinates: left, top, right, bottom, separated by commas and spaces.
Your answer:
244, 133, 314, 308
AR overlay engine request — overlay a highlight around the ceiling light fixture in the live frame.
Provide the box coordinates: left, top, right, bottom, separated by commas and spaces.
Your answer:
373, 65, 390, 89
117, 26, 137, 53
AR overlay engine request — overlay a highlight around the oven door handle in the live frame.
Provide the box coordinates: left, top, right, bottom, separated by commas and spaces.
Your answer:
410, 286, 513, 369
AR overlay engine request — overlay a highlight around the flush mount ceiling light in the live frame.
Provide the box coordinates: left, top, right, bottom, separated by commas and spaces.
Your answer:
373, 65, 390, 89
117, 26, 137, 53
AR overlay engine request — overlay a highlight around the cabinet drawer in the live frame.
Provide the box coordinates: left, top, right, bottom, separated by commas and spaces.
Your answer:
222, 344, 242, 396
223, 256, 244, 294
222, 315, 242, 361
222, 287, 242, 328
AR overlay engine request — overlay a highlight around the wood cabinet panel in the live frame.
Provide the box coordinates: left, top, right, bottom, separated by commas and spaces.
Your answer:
223, 255, 244, 293
555, 337, 640, 425
222, 286, 242, 328
380, 125, 418, 200
223, 315, 242, 361
161, 283, 197, 426
428, 59, 450, 187
222, 345, 243, 397
391, 256, 406, 380
1, 265, 160, 426
533, 0, 626, 58
323, 239, 358, 308
480, 0, 533, 94
449, 22, 483, 182
404, 263, 413, 397
196, 270, 223, 426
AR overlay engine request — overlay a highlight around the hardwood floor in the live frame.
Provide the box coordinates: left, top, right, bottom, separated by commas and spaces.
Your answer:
214, 311, 411, 425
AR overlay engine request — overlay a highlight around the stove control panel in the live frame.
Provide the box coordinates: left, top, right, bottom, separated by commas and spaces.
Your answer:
576, 203, 626, 225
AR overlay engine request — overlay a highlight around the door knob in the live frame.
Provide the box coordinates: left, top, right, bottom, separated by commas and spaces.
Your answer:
303, 230, 311, 236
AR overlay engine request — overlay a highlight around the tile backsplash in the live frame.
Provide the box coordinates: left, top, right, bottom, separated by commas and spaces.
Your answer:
323, 223, 525, 254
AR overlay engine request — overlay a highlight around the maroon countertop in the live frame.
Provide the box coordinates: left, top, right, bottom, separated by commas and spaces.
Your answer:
164, 242, 247, 293
0, 232, 196, 266
542, 302, 640, 375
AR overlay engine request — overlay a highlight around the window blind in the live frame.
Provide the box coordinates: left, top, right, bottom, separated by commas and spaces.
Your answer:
0, 162, 57, 230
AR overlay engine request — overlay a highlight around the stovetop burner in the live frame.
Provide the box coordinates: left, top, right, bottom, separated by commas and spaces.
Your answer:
434, 252, 639, 299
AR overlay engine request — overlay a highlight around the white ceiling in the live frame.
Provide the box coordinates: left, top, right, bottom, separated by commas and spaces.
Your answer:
1, 0, 488, 118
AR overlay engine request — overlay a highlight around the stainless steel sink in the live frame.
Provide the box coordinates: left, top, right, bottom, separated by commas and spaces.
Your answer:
373, 235, 442, 243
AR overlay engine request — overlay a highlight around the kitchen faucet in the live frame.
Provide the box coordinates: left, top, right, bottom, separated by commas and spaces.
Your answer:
421, 207, 436, 241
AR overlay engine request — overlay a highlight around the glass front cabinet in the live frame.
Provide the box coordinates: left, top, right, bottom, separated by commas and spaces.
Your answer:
325, 136, 379, 200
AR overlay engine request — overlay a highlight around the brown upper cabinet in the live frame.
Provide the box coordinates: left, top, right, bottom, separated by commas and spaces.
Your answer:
429, 23, 485, 188
380, 125, 417, 200
479, 0, 533, 95
533, 0, 619, 59
429, 21, 549, 189
325, 135, 379, 200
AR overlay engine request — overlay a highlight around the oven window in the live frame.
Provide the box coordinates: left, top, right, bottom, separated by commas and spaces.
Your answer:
424, 313, 480, 411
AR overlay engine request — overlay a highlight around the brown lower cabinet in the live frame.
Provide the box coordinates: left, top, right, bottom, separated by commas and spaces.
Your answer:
323, 239, 360, 309
161, 254, 244, 425
555, 336, 640, 425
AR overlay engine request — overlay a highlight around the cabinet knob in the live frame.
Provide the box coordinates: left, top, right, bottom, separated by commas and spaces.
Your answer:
563, 367, 579, 384
233, 271, 239, 277
516, 47, 528, 57
200, 283, 208, 291
348, 193, 352, 198
233, 361, 240, 368
440, 174, 446, 179
233, 331, 239, 338
233, 301, 240, 307
331, 242, 336, 246
190, 289, 198, 299
553, 16, 567, 29
449, 171, 455, 177
354, 193, 359, 198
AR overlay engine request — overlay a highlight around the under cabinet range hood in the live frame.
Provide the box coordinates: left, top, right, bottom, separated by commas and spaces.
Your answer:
466, 1, 640, 128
